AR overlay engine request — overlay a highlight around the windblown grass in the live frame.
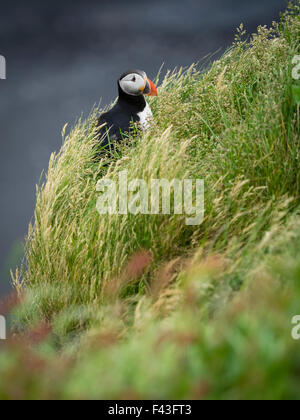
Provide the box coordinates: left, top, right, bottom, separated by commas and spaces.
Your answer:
0, 1, 299, 400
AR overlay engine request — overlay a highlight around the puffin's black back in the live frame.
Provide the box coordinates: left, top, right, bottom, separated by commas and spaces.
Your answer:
97, 81, 147, 151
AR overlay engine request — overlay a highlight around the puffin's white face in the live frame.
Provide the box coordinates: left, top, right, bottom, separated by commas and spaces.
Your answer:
119, 70, 158, 97
119, 72, 146, 96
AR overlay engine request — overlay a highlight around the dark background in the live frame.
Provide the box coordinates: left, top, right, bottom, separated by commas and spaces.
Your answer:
0, 0, 287, 297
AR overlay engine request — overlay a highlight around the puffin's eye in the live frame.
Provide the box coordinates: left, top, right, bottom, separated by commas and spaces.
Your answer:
132, 76, 136, 82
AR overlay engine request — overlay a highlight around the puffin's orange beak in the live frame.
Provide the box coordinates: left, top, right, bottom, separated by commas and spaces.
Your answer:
146, 78, 158, 96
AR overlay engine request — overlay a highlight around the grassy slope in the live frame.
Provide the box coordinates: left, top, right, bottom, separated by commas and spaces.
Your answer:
0, 1, 300, 399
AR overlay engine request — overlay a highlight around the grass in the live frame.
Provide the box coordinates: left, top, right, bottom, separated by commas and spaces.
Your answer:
0, 1, 300, 400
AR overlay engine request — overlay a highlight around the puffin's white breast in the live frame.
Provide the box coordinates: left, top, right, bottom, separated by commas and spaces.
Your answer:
137, 102, 153, 131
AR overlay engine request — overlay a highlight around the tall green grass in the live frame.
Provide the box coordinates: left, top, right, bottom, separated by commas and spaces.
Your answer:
0, 1, 299, 399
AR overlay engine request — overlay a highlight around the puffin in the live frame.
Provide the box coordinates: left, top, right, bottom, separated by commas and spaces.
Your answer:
97, 69, 158, 152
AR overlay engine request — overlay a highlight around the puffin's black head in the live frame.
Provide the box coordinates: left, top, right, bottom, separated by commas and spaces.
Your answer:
118, 70, 158, 98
